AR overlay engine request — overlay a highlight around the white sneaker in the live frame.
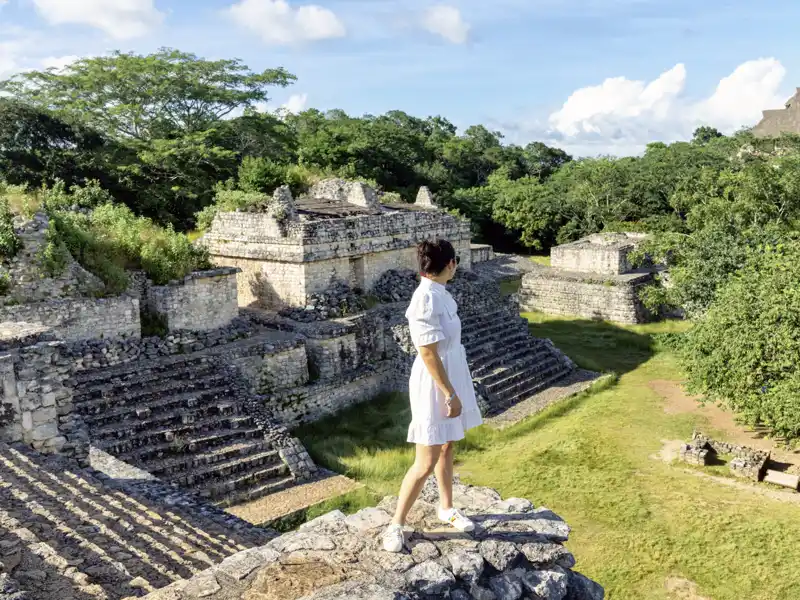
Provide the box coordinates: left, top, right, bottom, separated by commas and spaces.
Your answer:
438, 507, 475, 532
382, 524, 405, 553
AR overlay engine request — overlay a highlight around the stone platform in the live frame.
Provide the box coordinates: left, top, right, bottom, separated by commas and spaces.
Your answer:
145, 478, 604, 600
0, 442, 274, 600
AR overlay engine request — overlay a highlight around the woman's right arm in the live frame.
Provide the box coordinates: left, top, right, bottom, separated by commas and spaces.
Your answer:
418, 343, 462, 418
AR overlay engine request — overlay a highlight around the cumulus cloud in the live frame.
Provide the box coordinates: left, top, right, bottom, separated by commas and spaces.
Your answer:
281, 93, 308, 114
421, 5, 470, 44
40, 55, 81, 72
228, 0, 346, 45
538, 58, 788, 155
31, 0, 164, 40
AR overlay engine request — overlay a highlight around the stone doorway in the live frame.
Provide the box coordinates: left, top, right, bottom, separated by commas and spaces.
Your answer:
349, 257, 365, 293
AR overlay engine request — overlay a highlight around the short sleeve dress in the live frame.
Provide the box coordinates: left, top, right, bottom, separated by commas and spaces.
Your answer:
405, 277, 483, 446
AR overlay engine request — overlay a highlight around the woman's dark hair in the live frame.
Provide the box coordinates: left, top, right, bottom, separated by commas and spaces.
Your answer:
418, 239, 456, 275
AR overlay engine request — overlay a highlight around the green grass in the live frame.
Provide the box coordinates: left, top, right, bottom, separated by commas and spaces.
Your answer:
296, 315, 800, 600
530, 255, 551, 266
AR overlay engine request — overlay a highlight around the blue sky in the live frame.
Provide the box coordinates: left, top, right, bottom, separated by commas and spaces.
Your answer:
1, 0, 798, 155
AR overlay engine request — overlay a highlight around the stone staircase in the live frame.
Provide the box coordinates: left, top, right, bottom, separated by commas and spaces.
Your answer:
73, 350, 294, 508
0, 442, 273, 599
460, 305, 574, 416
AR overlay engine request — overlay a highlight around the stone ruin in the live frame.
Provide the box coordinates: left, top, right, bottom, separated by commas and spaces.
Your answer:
146, 478, 603, 600
679, 432, 770, 482
517, 233, 655, 324
0, 182, 604, 599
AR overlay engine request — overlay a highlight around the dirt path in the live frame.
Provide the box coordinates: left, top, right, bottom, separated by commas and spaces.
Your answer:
649, 379, 800, 467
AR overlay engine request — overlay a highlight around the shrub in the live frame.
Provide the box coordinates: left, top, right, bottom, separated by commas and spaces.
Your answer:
0, 271, 10, 295
0, 197, 20, 258
677, 237, 800, 439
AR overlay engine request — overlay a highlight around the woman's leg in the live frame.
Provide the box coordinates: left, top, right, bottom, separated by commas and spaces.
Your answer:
434, 442, 454, 511
392, 444, 442, 526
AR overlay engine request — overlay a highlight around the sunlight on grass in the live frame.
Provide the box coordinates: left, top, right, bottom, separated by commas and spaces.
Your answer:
530, 255, 551, 266
296, 316, 800, 600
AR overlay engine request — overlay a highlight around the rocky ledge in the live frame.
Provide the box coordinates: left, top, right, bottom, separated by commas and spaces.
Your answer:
144, 479, 603, 600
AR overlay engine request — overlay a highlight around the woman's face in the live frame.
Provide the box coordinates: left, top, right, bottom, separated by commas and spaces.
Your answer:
445, 256, 460, 281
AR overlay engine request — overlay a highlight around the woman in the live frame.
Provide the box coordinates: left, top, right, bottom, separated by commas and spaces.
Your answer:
382, 239, 483, 553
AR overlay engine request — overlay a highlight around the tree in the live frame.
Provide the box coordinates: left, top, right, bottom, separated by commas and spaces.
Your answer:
677, 237, 800, 439
521, 142, 572, 181
2, 49, 296, 141
0, 99, 122, 190
692, 126, 724, 145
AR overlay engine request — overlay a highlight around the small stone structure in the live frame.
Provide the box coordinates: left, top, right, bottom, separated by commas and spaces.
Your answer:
144, 478, 604, 600
518, 233, 654, 324
145, 267, 240, 332
202, 181, 472, 309
679, 432, 770, 482
471, 243, 495, 265
752, 88, 800, 138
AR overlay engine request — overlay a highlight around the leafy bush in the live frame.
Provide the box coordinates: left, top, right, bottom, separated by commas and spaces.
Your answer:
38, 219, 72, 277
0, 197, 20, 258
41, 179, 113, 212
676, 238, 800, 439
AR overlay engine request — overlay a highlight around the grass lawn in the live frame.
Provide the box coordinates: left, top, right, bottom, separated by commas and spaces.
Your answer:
296, 314, 800, 600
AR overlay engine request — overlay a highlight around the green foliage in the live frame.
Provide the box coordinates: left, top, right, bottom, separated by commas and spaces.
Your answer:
0, 197, 20, 259
38, 219, 71, 277
0, 271, 10, 295
677, 238, 800, 439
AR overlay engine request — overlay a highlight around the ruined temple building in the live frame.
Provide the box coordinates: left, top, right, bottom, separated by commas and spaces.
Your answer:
518, 232, 654, 324
752, 88, 800, 138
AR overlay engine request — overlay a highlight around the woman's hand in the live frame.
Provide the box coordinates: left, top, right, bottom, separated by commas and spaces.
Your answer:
446, 394, 463, 418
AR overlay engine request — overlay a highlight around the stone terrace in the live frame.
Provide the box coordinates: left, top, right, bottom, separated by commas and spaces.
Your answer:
144, 478, 604, 600
0, 442, 274, 600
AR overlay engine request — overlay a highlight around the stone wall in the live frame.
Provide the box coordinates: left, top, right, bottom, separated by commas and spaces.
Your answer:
257, 345, 310, 392
550, 233, 647, 275
146, 268, 240, 332
518, 270, 653, 324
0, 341, 88, 462
471, 244, 495, 265
0, 296, 141, 342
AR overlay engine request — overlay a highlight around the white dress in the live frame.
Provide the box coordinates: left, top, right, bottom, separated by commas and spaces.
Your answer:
406, 277, 483, 446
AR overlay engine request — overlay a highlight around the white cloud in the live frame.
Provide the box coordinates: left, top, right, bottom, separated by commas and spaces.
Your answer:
421, 5, 470, 44
228, 0, 346, 45
524, 58, 789, 156
40, 55, 81, 72
31, 0, 164, 40
281, 93, 308, 114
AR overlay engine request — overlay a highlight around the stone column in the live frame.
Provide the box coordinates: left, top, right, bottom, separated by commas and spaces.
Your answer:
346, 182, 380, 211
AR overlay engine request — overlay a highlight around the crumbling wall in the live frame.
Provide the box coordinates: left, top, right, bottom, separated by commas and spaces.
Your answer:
0, 296, 141, 342
518, 270, 653, 324
0, 339, 88, 462
550, 233, 647, 275
146, 268, 240, 332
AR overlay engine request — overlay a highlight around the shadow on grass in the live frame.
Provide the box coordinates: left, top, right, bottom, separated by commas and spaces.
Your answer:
524, 314, 676, 375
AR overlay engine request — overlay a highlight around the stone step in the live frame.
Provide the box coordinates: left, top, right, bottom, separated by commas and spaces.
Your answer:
461, 318, 530, 343
166, 447, 283, 488
74, 352, 220, 386
81, 385, 235, 427
92, 414, 255, 447
116, 427, 265, 465
74, 366, 224, 408
147, 439, 275, 477
460, 308, 513, 328
466, 332, 535, 364
764, 469, 800, 490
213, 474, 297, 509
483, 356, 562, 394
470, 346, 550, 380
492, 365, 572, 409
189, 461, 291, 500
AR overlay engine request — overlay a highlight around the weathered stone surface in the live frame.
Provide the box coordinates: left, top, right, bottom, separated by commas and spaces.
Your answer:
138, 484, 602, 600
488, 573, 524, 600
345, 508, 392, 533
479, 539, 520, 571
447, 550, 484, 583
183, 572, 221, 598
404, 561, 456, 595
521, 542, 576, 569
514, 567, 568, 600
565, 570, 605, 600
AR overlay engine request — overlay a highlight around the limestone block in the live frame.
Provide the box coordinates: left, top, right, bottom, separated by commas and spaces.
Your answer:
30, 421, 58, 441
415, 186, 437, 207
